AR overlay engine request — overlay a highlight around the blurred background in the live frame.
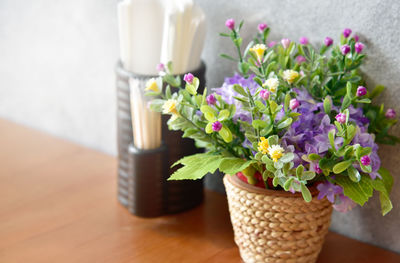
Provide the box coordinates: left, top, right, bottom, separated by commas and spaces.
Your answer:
0, 0, 399, 253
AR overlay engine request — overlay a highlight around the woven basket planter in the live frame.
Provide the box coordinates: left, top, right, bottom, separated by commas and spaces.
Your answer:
223, 174, 332, 263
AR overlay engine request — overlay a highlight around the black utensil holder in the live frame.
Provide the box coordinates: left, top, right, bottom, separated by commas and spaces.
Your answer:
115, 61, 206, 217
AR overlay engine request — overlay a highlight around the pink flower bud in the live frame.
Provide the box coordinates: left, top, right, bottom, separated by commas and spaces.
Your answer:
289, 99, 300, 110
206, 94, 217, 105
353, 34, 359, 42
341, 44, 351, 55
343, 28, 352, 38
324, 37, 333, 47
212, 121, 222, 132
355, 42, 364, 53
335, 113, 346, 124
299, 37, 309, 45
356, 86, 367, 97
296, 55, 306, 64
281, 38, 291, 49
360, 155, 371, 166
268, 41, 277, 48
385, 109, 396, 118
258, 23, 268, 33
315, 165, 323, 174
156, 63, 165, 72
183, 73, 194, 84
260, 89, 270, 100
225, 19, 235, 30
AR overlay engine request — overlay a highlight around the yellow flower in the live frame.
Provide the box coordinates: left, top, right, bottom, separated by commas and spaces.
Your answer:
250, 44, 267, 62
257, 137, 269, 154
282, 70, 300, 84
263, 78, 279, 93
162, 99, 179, 115
145, 78, 160, 93
268, 144, 284, 162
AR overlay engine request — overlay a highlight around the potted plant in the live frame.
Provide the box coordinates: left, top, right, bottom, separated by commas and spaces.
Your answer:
146, 19, 398, 263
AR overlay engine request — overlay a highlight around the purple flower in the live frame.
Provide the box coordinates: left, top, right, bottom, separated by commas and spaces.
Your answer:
355, 42, 364, 53
183, 73, 194, 84
281, 38, 291, 49
206, 94, 217, 105
356, 86, 367, 97
352, 127, 381, 179
212, 121, 222, 132
268, 41, 277, 48
360, 155, 371, 166
343, 28, 352, 38
324, 37, 333, 47
341, 45, 351, 55
353, 34, 359, 42
225, 19, 235, 30
260, 89, 270, 100
333, 194, 357, 213
156, 63, 165, 72
258, 23, 268, 32
299, 37, 309, 45
296, 55, 306, 64
385, 109, 396, 118
213, 74, 258, 122
289, 99, 300, 110
335, 113, 346, 124
317, 181, 343, 203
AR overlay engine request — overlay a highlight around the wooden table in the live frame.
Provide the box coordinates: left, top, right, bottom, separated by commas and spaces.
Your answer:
0, 119, 399, 263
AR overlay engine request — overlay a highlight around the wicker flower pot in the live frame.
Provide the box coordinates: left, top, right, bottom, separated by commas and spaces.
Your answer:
223, 174, 332, 263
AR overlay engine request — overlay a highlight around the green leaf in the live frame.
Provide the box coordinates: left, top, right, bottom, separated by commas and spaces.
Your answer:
233, 84, 248, 96
277, 118, 293, 129
355, 98, 371, 104
218, 109, 230, 121
347, 166, 361, 182
296, 165, 304, 177
284, 93, 291, 111
261, 155, 274, 165
254, 100, 266, 111
267, 135, 279, 146
346, 82, 354, 98
182, 128, 198, 138
269, 100, 278, 113
205, 122, 213, 133
252, 119, 268, 129
328, 129, 336, 150
308, 153, 321, 161
219, 158, 256, 175
301, 184, 312, 202
341, 95, 352, 110
284, 177, 294, 191
219, 126, 233, 143
323, 96, 332, 115
220, 53, 237, 62
169, 154, 223, 180
280, 152, 294, 163
369, 85, 385, 99
185, 84, 197, 95
149, 99, 165, 112
301, 171, 316, 181
335, 175, 372, 206
333, 160, 353, 174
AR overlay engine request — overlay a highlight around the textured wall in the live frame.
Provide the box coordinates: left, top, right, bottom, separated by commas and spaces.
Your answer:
0, 0, 399, 253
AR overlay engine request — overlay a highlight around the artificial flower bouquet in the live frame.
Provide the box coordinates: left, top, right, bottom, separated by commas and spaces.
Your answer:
148, 19, 397, 215
147, 19, 398, 262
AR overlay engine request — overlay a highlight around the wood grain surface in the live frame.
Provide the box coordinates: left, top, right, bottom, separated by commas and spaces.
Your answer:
0, 119, 399, 263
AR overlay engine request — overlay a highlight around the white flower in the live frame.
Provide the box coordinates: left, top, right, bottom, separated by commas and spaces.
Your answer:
267, 144, 285, 162
263, 78, 279, 93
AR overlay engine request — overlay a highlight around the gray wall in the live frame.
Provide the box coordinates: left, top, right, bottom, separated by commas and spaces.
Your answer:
0, 0, 399, 253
